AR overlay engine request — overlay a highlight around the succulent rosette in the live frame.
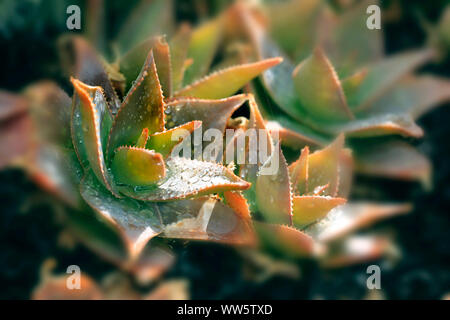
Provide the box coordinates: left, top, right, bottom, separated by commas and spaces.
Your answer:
1, 0, 441, 286
226, 0, 450, 187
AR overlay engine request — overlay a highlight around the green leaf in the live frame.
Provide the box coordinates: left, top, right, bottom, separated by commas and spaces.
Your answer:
119, 157, 251, 201
175, 58, 282, 99
321, 0, 384, 75
111, 146, 166, 186
366, 75, 450, 120
183, 17, 223, 85
135, 128, 149, 148
119, 36, 172, 95
289, 146, 309, 195
292, 195, 346, 228
146, 121, 201, 158
327, 113, 423, 138
268, 0, 322, 60
108, 50, 165, 158
238, 96, 274, 210
71, 78, 116, 194
266, 121, 323, 149
341, 68, 368, 104
170, 24, 192, 91
152, 36, 172, 98
292, 48, 354, 122
241, 8, 317, 125
115, 0, 173, 54
300, 134, 344, 197
350, 49, 434, 110
255, 143, 292, 225
165, 94, 247, 134
80, 173, 162, 259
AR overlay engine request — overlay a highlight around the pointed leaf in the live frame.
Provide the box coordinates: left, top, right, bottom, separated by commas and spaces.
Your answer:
170, 24, 192, 91
119, 36, 172, 94
351, 49, 434, 110
119, 157, 250, 201
80, 173, 162, 259
115, 0, 173, 54
254, 222, 315, 258
223, 191, 251, 220
268, 0, 322, 60
111, 146, 166, 186
108, 50, 165, 158
342, 68, 368, 102
292, 48, 354, 122
327, 113, 423, 138
136, 128, 150, 148
59, 36, 120, 113
164, 94, 247, 133
321, 0, 384, 74
63, 202, 174, 282
24, 82, 72, 148
321, 235, 391, 269
289, 146, 309, 195
306, 202, 411, 242
266, 121, 322, 149
152, 36, 172, 98
292, 195, 346, 228
355, 140, 431, 186
239, 96, 274, 209
240, 7, 320, 127
255, 143, 292, 225
183, 17, 223, 85
366, 75, 450, 120
337, 148, 354, 198
176, 58, 282, 99
27, 145, 82, 208
306, 134, 344, 197
146, 121, 201, 158
71, 78, 116, 193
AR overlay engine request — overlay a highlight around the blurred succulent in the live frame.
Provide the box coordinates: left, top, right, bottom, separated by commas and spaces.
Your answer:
32, 259, 188, 300
226, 0, 450, 187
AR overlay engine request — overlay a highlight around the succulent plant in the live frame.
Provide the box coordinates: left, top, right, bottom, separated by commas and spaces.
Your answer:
226, 0, 450, 187
0, 0, 421, 287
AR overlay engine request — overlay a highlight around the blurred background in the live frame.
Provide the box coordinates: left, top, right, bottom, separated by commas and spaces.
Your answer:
0, 0, 449, 299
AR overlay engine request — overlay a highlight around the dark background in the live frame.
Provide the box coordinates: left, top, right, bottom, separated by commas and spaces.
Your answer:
0, 0, 449, 299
